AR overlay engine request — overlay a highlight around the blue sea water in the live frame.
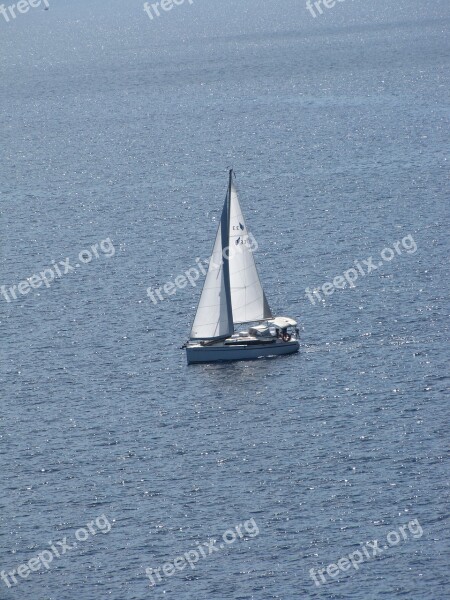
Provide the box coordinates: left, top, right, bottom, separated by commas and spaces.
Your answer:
1, 1, 449, 599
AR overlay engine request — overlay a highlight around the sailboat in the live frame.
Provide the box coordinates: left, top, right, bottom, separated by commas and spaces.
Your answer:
185, 169, 300, 364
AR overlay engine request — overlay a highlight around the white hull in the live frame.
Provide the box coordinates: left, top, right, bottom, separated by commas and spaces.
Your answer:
186, 339, 299, 364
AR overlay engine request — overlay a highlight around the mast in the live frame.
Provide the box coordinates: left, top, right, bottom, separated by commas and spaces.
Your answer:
221, 168, 234, 331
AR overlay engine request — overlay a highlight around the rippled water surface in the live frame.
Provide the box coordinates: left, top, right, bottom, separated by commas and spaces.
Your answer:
1, 1, 449, 599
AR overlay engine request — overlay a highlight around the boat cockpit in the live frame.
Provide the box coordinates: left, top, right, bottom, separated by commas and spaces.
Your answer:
224, 317, 299, 346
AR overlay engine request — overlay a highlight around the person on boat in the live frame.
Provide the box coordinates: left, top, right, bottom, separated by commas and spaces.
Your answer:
281, 327, 291, 342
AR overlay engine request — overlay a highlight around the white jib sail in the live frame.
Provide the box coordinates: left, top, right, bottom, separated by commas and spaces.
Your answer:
190, 197, 234, 340
228, 181, 272, 323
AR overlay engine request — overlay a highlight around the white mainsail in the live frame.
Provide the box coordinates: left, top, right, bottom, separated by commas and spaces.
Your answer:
189, 171, 272, 340
190, 194, 234, 340
228, 180, 272, 323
